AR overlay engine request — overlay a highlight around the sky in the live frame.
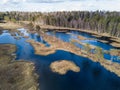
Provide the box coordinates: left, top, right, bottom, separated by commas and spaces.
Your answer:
0, 0, 120, 12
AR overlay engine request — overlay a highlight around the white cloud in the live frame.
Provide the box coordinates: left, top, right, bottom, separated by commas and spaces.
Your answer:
1, 0, 8, 4
0, 0, 120, 12
27, 0, 80, 3
1, 0, 26, 4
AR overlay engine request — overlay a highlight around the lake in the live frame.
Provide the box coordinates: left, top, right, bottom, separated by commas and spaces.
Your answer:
0, 28, 120, 90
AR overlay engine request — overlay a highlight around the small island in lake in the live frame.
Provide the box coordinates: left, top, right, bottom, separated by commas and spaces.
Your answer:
27, 39, 56, 55
50, 60, 80, 75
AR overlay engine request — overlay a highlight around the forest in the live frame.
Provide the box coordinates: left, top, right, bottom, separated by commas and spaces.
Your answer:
0, 11, 120, 37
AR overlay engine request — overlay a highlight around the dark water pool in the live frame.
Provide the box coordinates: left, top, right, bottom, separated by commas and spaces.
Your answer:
0, 29, 120, 90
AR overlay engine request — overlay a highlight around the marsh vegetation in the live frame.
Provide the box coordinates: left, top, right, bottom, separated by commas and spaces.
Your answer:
0, 44, 38, 90
50, 60, 80, 75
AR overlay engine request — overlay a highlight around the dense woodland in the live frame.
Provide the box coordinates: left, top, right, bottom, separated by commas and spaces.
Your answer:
0, 11, 120, 37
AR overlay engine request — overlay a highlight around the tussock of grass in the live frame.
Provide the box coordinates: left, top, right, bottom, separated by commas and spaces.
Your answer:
50, 60, 80, 75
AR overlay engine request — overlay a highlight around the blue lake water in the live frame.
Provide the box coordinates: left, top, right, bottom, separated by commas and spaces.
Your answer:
0, 29, 120, 90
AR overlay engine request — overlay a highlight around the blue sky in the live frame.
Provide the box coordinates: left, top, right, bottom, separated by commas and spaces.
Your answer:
0, 0, 120, 12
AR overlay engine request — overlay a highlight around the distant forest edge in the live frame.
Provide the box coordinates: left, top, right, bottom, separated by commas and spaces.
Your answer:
0, 11, 120, 37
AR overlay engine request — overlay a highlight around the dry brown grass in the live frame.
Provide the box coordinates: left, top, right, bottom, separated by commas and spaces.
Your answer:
0, 44, 38, 90
50, 60, 80, 75
77, 35, 86, 40
27, 39, 56, 55
0, 22, 22, 31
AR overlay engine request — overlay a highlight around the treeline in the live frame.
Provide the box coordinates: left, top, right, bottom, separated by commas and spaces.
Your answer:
0, 12, 42, 22
0, 11, 120, 37
43, 11, 120, 37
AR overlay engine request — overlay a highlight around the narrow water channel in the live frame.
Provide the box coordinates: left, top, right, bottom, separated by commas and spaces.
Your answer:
46, 31, 120, 63
0, 28, 120, 90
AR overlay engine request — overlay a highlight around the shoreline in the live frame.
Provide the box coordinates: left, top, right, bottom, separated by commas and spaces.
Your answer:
39, 25, 120, 48
28, 31, 120, 77
0, 22, 120, 48
50, 60, 80, 75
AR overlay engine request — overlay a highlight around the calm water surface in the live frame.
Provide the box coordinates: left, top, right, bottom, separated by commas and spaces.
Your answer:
0, 28, 120, 90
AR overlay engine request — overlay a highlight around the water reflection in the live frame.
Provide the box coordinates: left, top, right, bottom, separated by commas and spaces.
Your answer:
0, 29, 120, 90
46, 30, 120, 63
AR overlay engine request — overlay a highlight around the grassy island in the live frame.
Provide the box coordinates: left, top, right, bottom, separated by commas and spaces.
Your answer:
0, 44, 38, 90
50, 60, 80, 75
27, 39, 56, 55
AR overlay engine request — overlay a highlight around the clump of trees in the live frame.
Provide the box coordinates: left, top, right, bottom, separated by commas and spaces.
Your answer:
84, 43, 91, 54
83, 44, 104, 61
27, 22, 34, 31
44, 11, 120, 37
35, 25, 41, 31
0, 12, 42, 22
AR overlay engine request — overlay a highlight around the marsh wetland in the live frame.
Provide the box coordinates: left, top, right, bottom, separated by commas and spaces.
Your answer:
0, 26, 120, 90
